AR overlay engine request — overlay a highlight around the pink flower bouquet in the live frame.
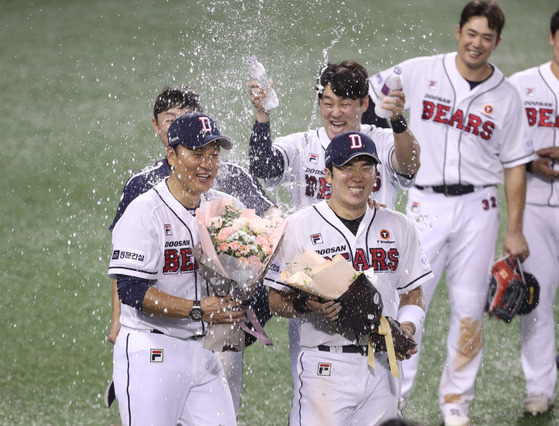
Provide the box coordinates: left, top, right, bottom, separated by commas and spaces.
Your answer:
195, 199, 286, 352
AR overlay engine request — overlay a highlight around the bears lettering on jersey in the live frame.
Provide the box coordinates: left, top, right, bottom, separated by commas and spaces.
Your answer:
422, 100, 495, 140
524, 107, 559, 127
163, 247, 198, 274
319, 247, 400, 272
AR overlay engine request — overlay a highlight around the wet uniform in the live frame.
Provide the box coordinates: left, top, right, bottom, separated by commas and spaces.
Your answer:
369, 52, 534, 411
109, 181, 239, 426
510, 62, 559, 403
264, 201, 433, 425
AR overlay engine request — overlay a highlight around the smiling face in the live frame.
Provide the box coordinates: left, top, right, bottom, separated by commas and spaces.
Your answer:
325, 156, 377, 219
167, 141, 221, 207
319, 85, 368, 141
455, 16, 501, 78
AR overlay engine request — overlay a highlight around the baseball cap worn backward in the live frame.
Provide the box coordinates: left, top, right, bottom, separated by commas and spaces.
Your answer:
167, 112, 233, 150
325, 131, 381, 167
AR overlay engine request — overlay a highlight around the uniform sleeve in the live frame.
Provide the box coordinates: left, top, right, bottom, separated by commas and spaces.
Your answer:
498, 83, 535, 168
108, 200, 160, 280
395, 214, 433, 294
249, 120, 285, 179
369, 56, 429, 111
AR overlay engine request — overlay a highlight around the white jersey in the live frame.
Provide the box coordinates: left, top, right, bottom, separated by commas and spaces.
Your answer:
263, 125, 413, 211
369, 52, 534, 186
510, 61, 559, 206
108, 179, 242, 339
265, 201, 433, 348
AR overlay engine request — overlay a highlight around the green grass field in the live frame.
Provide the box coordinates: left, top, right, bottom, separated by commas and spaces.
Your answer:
1, 0, 557, 424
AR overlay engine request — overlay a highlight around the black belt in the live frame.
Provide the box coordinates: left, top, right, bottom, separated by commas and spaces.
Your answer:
317, 344, 368, 355
150, 329, 204, 340
415, 184, 490, 197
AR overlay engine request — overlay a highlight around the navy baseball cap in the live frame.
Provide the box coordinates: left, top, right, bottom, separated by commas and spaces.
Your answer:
325, 131, 381, 167
167, 112, 232, 150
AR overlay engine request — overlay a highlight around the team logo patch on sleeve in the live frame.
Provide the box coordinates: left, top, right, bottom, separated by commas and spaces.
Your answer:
150, 349, 164, 363
317, 362, 331, 376
310, 233, 323, 245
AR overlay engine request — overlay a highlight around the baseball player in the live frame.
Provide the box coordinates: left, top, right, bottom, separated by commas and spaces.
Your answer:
249, 60, 421, 213
109, 112, 245, 426
107, 86, 277, 415
264, 131, 433, 425
367, 2, 533, 424
509, 8, 559, 415
248, 60, 421, 391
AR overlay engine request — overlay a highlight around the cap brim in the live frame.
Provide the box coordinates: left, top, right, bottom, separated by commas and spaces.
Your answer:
335, 152, 381, 167
202, 135, 233, 150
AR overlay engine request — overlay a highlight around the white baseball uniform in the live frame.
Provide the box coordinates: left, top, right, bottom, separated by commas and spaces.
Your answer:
264, 201, 433, 425
108, 180, 238, 426
510, 62, 559, 402
370, 53, 534, 411
262, 125, 414, 212
260, 123, 414, 388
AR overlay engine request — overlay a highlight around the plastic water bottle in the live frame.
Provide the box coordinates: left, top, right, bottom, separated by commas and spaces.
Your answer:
248, 57, 279, 111
374, 66, 403, 119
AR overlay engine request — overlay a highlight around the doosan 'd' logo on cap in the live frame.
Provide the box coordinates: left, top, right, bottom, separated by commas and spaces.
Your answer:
348, 133, 363, 149
198, 116, 213, 133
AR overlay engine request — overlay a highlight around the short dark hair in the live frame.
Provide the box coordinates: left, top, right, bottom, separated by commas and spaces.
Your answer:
459, 1, 505, 39
317, 61, 369, 101
153, 86, 203, 120
551, 8, 559, 37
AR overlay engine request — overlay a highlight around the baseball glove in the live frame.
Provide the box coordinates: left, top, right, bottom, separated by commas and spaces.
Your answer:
369, 316, 416, 356
487, 256, 529, 323
335, 273, 383, 337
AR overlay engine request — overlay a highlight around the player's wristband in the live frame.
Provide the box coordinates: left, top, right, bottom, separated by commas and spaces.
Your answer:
396, 304, 425, 335
390, 115, 408, 134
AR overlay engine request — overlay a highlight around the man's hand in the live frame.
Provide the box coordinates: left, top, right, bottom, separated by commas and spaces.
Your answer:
201, 295, 245, 324
531, 147, 559, 179
503, 230, 530, 262
381, 89, 406, 121
306, 298, 342, 322
397, 321, 418, 360
249, 81, 271, 123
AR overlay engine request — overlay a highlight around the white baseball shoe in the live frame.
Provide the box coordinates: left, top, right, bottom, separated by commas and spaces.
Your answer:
523, 392, 552, 415
443, 405, 471, 426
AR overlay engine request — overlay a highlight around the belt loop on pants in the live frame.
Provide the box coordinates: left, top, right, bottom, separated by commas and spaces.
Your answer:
415, 184, 494, 197
317, 344, 368, 355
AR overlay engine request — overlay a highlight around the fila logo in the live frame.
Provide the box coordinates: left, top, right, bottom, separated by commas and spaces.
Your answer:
150, 349, 164, 363
310, 233, 323, 245
317, 362, 331, 376
164, 224, 172, 236
349, 134, 363, 149
199, 116, 212, 133
308, 153, 319, 164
